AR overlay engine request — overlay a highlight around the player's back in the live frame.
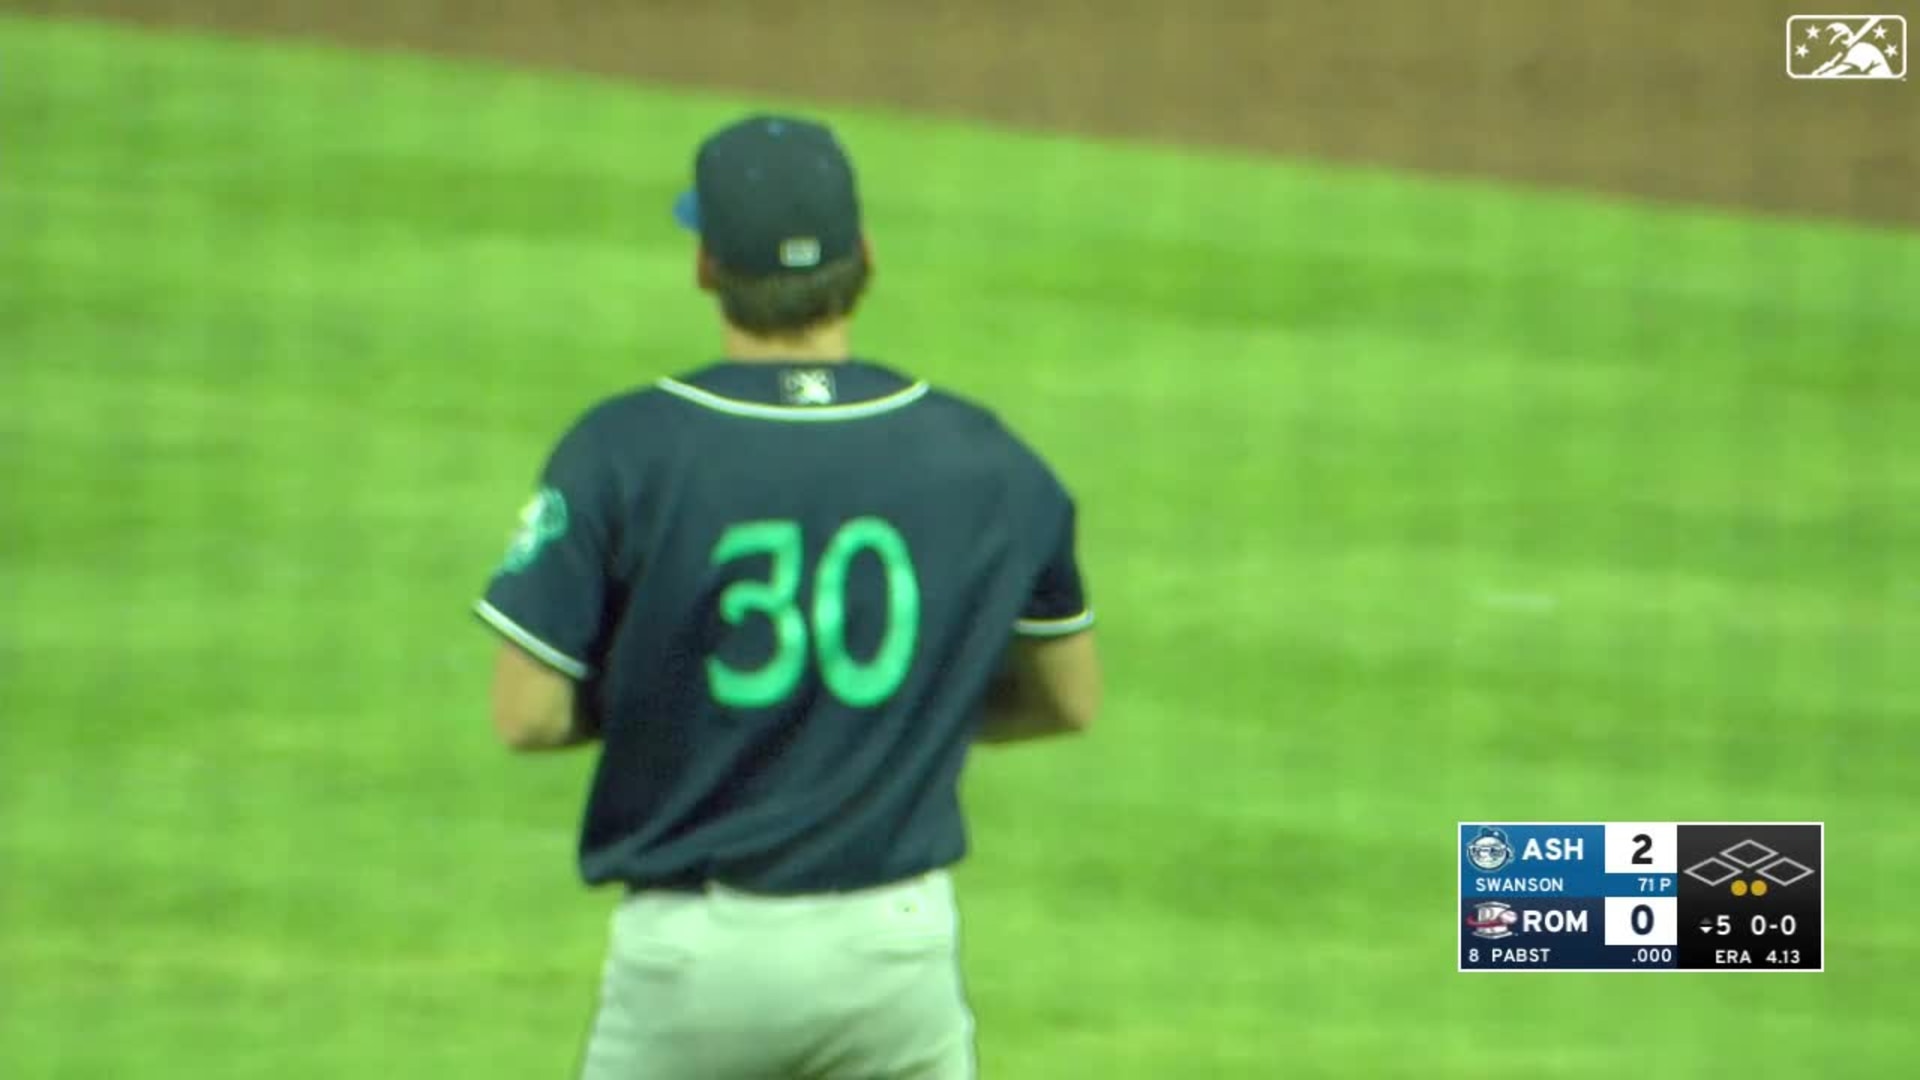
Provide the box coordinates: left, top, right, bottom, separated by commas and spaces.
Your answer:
571, 358, 1081, 894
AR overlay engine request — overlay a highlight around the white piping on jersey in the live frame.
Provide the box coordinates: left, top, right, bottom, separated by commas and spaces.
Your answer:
474, 600, 592, 679
1014, 609, 1096, 637
655, 377, 931, 421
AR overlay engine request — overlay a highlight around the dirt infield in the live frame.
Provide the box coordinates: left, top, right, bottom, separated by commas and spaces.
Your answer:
8, 0, 1916, 226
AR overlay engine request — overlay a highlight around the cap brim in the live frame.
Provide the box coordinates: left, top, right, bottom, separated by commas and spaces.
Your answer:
672, 189, 700, 232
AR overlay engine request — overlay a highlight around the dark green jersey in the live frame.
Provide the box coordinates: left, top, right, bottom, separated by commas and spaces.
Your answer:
475, 361, 1092, 894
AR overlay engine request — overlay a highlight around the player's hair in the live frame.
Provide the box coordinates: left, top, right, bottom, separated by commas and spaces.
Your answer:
710, 252, 871, 336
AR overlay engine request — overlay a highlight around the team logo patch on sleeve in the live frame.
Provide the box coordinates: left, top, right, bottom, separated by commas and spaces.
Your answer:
500, 486, 569, 572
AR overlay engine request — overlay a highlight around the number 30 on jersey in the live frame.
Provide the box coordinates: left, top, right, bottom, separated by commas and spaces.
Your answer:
706, 517, 921, 709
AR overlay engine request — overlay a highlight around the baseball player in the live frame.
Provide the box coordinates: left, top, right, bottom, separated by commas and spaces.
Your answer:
473, 114, 1102, 1079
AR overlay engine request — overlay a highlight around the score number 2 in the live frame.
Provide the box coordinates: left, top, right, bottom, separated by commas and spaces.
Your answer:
1605, 823, 1677, 874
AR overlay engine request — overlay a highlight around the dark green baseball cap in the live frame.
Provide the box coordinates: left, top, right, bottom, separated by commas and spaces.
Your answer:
672, 115, 863, 277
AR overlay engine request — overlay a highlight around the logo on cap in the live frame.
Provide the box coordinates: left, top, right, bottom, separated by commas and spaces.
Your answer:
779, 237, 823, 268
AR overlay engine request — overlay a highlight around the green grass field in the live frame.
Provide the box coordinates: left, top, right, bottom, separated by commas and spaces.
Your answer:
3, 15, 1917, 1079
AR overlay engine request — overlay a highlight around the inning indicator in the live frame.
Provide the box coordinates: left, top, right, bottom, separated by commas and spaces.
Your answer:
1458, 822, 1823, 972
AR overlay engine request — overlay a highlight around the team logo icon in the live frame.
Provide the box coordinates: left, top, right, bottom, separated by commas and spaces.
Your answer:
1787, 16, 1906, 79
1465, 901, 1521, 940
500, 486, 569, 573
1466, 827, 1514, 873
782, 369, 836, 406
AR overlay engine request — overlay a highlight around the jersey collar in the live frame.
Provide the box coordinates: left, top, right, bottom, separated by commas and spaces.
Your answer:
657, 361, 930, 422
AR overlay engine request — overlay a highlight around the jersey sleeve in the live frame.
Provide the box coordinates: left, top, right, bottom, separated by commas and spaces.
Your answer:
473, 418, 619, 679
1014, 479, 1095, 638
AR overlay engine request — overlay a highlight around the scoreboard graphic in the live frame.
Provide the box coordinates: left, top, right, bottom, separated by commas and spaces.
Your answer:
1458, 822, 1823, 972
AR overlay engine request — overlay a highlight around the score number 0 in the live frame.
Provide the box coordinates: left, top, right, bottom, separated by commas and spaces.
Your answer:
1603, 823, 1678, 949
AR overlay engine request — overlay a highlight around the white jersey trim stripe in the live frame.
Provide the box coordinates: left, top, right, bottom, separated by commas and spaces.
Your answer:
474, 600, 592, 679
655, 377, 930, 421
1014, 609, 1096, 637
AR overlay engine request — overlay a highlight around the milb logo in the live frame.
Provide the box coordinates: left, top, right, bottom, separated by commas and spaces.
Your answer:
1786, 15, 1906, 79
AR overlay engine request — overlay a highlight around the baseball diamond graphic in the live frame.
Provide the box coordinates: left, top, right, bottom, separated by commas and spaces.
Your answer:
1685, 839, 1817, 889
